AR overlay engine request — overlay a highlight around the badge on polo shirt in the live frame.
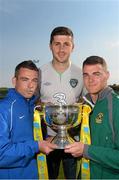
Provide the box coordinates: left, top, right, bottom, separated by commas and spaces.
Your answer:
69, 79, 78, 88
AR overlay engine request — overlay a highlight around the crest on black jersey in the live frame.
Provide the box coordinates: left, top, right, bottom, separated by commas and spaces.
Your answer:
69, 79, 78, 88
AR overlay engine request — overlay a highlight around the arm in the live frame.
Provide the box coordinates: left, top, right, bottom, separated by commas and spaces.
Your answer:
84, 104, 119, 171
84, 144, 119, 171
0, 112, 57, 168
65, 137, 119, 172
0, 111, 39, 168
65, 142, 119, 171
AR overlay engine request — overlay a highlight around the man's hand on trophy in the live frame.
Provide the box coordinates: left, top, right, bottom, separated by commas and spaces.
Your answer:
46, 136, 54, 142
35, 99, 45, 111
64, 142, 84, 157
38, 140, 58, 155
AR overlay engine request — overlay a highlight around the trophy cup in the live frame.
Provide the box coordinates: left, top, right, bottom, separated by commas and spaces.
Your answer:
44, 105, 81, 149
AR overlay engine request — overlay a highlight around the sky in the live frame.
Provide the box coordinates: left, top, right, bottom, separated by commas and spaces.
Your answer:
0, 0, 119, 87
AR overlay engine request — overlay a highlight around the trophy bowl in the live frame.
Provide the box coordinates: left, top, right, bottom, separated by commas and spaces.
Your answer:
44, 105, 81, 149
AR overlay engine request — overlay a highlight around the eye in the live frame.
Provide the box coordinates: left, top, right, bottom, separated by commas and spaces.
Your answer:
20, 77, 28, 81
83, 73, 88, 78
93, 72, 102, 77
54, 42, 60, 46
64, 42, 71, 46
32, 79, 38, 83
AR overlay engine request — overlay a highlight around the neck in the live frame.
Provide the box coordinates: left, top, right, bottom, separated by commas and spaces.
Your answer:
90, 94, 98, 104
52, 59, 71, 73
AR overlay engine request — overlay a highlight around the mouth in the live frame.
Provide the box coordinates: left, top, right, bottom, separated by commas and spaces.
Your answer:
58, 52, 65, 58
27, 91, 34, 94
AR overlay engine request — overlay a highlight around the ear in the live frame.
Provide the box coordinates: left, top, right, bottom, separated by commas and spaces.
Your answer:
49, 43, 52, 51
106, 71, 110, 80
12, 77, 16, 87
72, 43, 74, 51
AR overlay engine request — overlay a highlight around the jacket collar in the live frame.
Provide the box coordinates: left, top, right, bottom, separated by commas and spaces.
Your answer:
98, 86, 113, 101
7, 88, 37, 105
85, 86, 114, 106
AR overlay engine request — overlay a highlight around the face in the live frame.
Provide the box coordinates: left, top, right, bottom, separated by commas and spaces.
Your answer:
12, 67, 39, 99
50, 35, 74, 64
83, 64, 109, 96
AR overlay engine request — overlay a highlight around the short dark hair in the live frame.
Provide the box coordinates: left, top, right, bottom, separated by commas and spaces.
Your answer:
15, 60, 39, 78
83, 56, 107, 70
50, 26, 74, 44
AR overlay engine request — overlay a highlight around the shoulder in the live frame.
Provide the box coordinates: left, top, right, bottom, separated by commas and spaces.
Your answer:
112, 91, 119, 103
0, 97, 12, 113
69, 63, 83, 81
0, 89, 19, 111
40, 62, 52, 72
70, 63, 82, 73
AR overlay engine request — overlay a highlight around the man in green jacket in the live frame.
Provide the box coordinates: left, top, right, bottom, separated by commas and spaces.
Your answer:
65, 55, 119, 179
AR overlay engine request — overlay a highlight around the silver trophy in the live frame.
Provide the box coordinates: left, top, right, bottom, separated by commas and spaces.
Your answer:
44, 105, 81, 149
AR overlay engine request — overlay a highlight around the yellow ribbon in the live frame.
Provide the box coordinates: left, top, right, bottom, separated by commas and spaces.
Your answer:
80, 104, 92, 179
34, 110, 49, 179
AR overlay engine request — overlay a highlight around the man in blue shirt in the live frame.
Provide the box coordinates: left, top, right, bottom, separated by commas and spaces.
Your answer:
0, 60, 57, 179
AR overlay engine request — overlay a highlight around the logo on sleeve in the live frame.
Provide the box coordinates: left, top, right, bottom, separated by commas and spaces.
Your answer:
69, 79, 78, 88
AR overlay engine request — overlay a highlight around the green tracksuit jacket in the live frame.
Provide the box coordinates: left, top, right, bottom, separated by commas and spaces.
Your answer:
83, 87, 119, 179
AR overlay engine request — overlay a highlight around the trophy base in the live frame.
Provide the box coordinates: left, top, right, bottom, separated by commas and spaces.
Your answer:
51, 135, 75, 149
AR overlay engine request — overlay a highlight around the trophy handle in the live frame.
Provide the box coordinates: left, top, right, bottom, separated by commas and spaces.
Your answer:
34, 105, 56, 128
69, 104, 82, 129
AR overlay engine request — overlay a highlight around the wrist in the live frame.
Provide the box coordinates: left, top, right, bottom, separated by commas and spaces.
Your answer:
83, 144, 89, 158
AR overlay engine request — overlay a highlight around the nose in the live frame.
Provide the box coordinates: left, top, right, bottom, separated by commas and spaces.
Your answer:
88, 75, 94, 82
28, 81, 34, 88
59, 44, 65, 51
